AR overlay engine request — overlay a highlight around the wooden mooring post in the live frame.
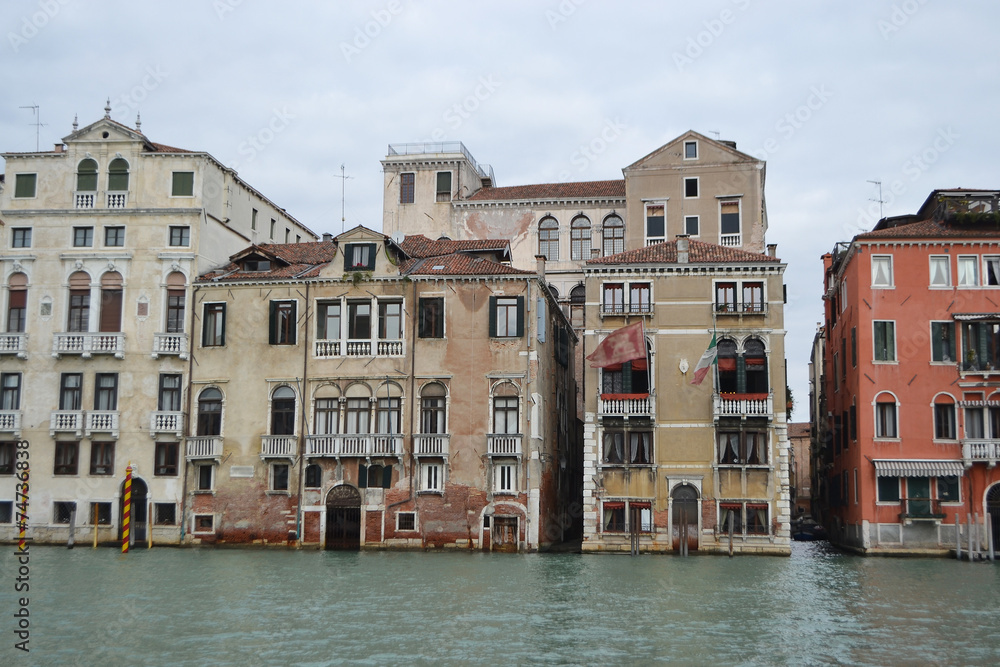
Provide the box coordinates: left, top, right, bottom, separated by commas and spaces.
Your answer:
727, 510, 734, 558
956, 514, 962, 560
988, 513, 995, 562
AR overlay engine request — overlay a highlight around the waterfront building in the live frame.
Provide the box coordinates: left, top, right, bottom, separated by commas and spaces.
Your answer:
788, 422, 811, 517
187, 226, 578, 551
818, 189, 1000, 554
0, 107, 317, 545
579, 236, 791, 554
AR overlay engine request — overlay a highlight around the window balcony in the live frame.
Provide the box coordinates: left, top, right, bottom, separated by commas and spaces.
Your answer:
714, 302, 766, 316
720, 234, 741, 247
414, 434, 450, 457
600, 303, 654, 317
314, 338, 405, 358
599, 394, 652, 418
0, 410, 22, 435
50, 410, 84, 437
0, 333, 28, 358
152, 333, 189, 359
52, 332, 125, 359
314, 339, 341, 358
85, 410, 119, 438
107, 192, 128, 209
305, 434, 403, 457
186, 436, 222, 461
261, 435, 297, 458
74, 192, 96, 209
150, 411, 184, 438
487, 434, 523, 457
713, 393, 773, 420
962, 439, 1000, 466
900, 498, 945, 523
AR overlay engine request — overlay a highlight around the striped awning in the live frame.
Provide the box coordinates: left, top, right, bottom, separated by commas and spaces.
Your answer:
873, 459, 965, 477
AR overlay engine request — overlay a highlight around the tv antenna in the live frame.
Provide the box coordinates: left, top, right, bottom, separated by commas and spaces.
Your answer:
19, 104, 46, 152
334, 164, 354, 233
708, 130, 721, 140
867, 179, 885, 219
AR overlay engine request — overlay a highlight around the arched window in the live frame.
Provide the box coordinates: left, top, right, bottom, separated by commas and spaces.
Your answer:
271, 386, 296, 435
570, 284, 586, 328
376, 382, 403, 434
602, 214, 624, 256
108, 158, 129, 192
197, 388, 223, 436
538, 217, 559, 261
76, 158, 98, 192
165, 271, 186, 334
717, 339, 738, 393
571, 215, 591, 260
345, 383, 371, 434
67, 271, 91, 333
492, 382, 520, 435
743, 338, 768, 393
933, 394, 956, 440
874, 392, 898, 439
420, 383, 447, 434
99, 272, 123, 333
314, 385, 341, 435
6, 273, 27, 333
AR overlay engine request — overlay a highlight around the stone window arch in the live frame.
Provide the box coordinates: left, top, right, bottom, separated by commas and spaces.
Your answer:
602, 214, 624, 256
76, 158, 98, 192
570, 215, 591, 260
538, 216, 559, 261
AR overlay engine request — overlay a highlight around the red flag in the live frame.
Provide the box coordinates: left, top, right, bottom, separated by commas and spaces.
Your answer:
587, 322, 645, 368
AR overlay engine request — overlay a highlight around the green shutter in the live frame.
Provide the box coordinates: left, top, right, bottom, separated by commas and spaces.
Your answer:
219, 303, 226, 346
358, 464, 368, 489
489, 296, 497, 337
737, 356, 746, 394
382, 465, 393, 489
268, 301, 277, 345
978, 323, 990, 366
516, 296, 525, 337
172, 172, 194, 196
874, 323, 885, 361
289, 301, 297, 345
14, 174, 36, 198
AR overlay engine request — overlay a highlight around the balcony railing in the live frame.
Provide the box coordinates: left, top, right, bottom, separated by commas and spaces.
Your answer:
150, 411, 184, 438
85, 410, 119, 437
50, 410, 84, 436
901, 498, 945, 521
599, 394, 652, 418
0, 410, 22, 433
305, 433, 403, 457
314, 338, 405, 358
962, 439, 1000, 466
53, 332, 125, 358
107, 192, 128, 209
314, 339, 341, 358
0, 333, 28, 357
74, 192, 96, 209
720, 234, 741, 247
153, 333, 189, 359
600, 303, 653, 317
714, 393, 773, 419
487, 434, 523, 456
715, 302, 766, 315
414, 434, 450, 457
186, 436, 223, 460
261, 435, 297, 458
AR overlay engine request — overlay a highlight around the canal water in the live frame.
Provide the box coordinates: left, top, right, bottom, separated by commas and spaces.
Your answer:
3, 542, 998, 666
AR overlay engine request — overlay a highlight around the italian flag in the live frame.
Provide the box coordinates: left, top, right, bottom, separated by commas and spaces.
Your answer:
690, 333, 717, 386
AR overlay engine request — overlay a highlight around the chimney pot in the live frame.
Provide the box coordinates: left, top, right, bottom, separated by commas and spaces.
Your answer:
535, 254, 546, 281
676, 234, 690, 263
767, 243, 777, 258
322, 232, 334, 242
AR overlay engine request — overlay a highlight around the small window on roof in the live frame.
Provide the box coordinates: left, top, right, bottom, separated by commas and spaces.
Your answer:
244, 258, 271, 272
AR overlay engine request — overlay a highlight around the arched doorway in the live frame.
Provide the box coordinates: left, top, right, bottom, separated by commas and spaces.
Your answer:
119, 477, 148, 544
325, 485, 361, 550
987, 484, 1000, 552
671, 485, 699, 553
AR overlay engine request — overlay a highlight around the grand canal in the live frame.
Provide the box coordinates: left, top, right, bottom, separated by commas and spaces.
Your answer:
3, 542, 998, 665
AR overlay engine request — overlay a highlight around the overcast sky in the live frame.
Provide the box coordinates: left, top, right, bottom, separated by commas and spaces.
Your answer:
4, 0, 999, 418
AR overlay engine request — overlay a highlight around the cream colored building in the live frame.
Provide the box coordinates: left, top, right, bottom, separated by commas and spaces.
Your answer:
580, 237, 791, 554
0, 108, 316, 545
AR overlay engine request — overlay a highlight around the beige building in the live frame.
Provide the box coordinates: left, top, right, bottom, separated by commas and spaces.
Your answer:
0, 108, 316, 545
186, 226, 579, 551
580, 237, 791, 554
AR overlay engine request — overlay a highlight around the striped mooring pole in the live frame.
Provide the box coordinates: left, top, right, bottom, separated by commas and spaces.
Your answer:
122, 463, 132, 554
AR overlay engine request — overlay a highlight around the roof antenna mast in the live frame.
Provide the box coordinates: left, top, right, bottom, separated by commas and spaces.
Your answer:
867, 179, 885, 220
19, 104, 46, 152
335, 164, 353, 234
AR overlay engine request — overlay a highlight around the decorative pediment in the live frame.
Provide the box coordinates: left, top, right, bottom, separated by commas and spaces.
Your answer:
63, 118, 153, 150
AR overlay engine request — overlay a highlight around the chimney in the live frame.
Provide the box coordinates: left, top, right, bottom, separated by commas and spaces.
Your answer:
676, 234, 689, 264
591, 248, 600, 259
322, 232, 334, 243
535, 254, 546, 281
767, 243, 777, 258
54, 143, 65, 152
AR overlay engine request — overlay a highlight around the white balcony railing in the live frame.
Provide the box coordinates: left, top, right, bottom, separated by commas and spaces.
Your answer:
150, 411, 184, 438
261, 435, 297, 458
600, 303, 654, 317
186, 436, 223, 460
414, 434, 450, 457
0, 333, 28, 357
52, 332, 125, 358
85, 410, 119, 437
107, 192, 128, 209
314, 339, 341, 358
314, 338, 405, 358
487, 434, 523, 456
74, 192, 96, 209
599, 395, 652, 418
713, 393, 774, 419
305, 433, 403, 457
720, 234, 741, 247
0, 410, 22, 433
962, 439, 1000, 466
152, 333, 189, 359
50, 410, 84, 436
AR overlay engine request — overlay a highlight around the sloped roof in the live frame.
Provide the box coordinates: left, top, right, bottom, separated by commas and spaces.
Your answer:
398, 235, 510, 259
587, 239, 780, 265
401, 253, 534, 277
788, 423, 811, 439
467, 179, 625, 201
858, 218, 1000, 241
198, 241, 338, 282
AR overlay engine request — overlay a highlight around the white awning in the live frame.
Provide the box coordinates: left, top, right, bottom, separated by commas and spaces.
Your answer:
873, 459, 965, 477
953, 313, 999, 321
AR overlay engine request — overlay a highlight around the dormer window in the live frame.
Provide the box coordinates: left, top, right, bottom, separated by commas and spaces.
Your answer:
344, 243, 376, 271
244, 259, 271, 272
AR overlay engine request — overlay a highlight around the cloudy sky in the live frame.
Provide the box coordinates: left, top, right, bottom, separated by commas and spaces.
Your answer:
3, 0, 999, 416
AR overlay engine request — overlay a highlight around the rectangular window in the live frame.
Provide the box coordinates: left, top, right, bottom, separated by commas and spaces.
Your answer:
684, 216, 699, 236
629, 283, 651, 314
495, 463, 515, 494
877, 476, 900, 503
719, 504, 742, 534
196, 464, 214, 491
171, 171, 194, 196
965, 407, 984, 439
271, 463, 290, 492
317, 301, 341, 340
603, 502, 626, 532
378, 301, 403, 340
54, 441, 79, 475
347, 301, 371, 339
397, 512, 416, 531
53, 501, 76, 524
715, 282, 736, 313
717, 431, 767, 465
154, 442, 179, 476
270, 218, 276, 239
720, 200, 740, 236
958, 256, 979, 286
493, 396, 519, 435
73, 226, 94, 248
193, 514, 214, 532
1, 373, 21, 410
251, 208, 258, 230
158, 374, 182, 412
166, 289, 186, 334
11, 228, 31, 248
420, 462, 441, 492
934, 403, 956, 440
961, 322, 1000, 371
269, 300, 297, 345
931, 322, 956, 362
929, 255, 950, 287
491, 296, 523, 337
104, 226, 125, 247
603, 430, 654, 465
645, 204, 665, 243
938, 476, 960, 503
683, 140, 698, 159
746, 504, 769, 534
89, 502, 112, 525
985, 256, 1000, 286
154, 503, 177, 525
418, 298, 444, 338
344, 243, 376, 271
871, 255, 893, 287
169, 226, 190, 247
13, 173, 37, 198
376, 397, 401, 434
603, 283, 624, 315
94, 373, 118, 410
873, 321, 896, 361
345, 398, 370, 434
314, 398, 339, 435
400, 173, 415, 204
202, 303, 226, 347
90, 441, 115, 475
875, 401, 897, 438
59, 373, 82, 410
436, 171, 452, 202
684, 177, 698, 198
0, 501, 11, 523
0, 442, 15, 475
285, 229, 290, 243
6, 285, 26, 333
742, 282, 764, 313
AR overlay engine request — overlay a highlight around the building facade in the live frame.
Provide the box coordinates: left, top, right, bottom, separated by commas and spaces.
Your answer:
0, 108, 317, 545
818, 189, 1000, 554
579, 237, 791, 554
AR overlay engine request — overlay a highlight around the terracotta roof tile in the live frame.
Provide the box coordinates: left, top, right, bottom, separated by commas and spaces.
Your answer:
788, 423, 811, 438
858, 218, 1000, 240
587, 239, 780, 265
402, 253, 534, 277
148, 141, 195, 153
399, 235, 510, 258
467, 179, 625, 201
199, 241, 338, 282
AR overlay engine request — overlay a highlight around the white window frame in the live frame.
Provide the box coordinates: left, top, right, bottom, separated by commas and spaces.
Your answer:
983, 255, 1000, 287
195, 463, 215, 492
874, 393, 899, 439
10, 227, 32, 249
929, 255, 951, 287
419, 461, 442, 493
683, 140, 698, 160
683, 177, 699, 199
168, 225, 191, 247
644, 201, 666, 245
957, 255, 979, 287
192, 513, 215, 534
495, 462, 516, 494
684, 215, 699, 237
396, 511, 417, 531
871, 255, 893, 288
873, 320, 896, 362
269, 462, 290, 493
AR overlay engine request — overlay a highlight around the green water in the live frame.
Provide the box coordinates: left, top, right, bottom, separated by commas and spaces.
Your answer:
2, 542, 998, 665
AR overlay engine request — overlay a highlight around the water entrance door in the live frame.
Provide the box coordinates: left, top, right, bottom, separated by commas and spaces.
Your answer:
119, 477, 148, 543
325, 485, 361, 550
987, 484, 1000, 551
907, 477, 931, 516
671, 485, 698, 553
492, 516, 518, 552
